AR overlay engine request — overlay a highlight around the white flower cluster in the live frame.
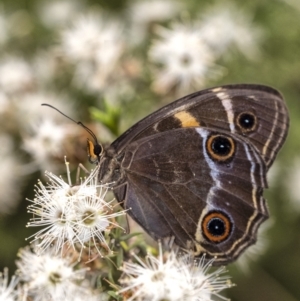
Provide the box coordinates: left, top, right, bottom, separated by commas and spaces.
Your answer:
14, 245, 107, 301
149, 4, 261, 96
27, 163, 126, 258
1, 242, 233, 301
119, 244, 233, 301
149, 22, 217, 95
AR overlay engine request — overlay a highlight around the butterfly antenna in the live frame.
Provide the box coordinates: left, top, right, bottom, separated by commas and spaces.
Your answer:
41, 103, 99, 145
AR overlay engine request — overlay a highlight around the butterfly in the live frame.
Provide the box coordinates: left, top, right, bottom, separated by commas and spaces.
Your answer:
46, 84, 290, 265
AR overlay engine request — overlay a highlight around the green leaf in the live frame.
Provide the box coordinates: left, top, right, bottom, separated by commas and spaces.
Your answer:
89, 99, 121, 136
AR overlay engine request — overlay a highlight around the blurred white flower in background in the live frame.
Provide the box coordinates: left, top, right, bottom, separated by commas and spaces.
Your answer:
149, 22, 218, 96
0, 134, 22, 215
22, 118, 71, 172
148, 3, 262, 97
61, 12, 124, 93
199, 4, 262, 60
235, 219, 273, 273
0, 56, 35, 94
37, 0, 82, 29
119, 244, 233, 301
15, 91, 74, 127
128, 0, 182, 44
8, 10, 34, 38
0, 12, 8, 45
286, 157, 300, 212
12, 91, 79, 172
0, 91, 10, 115
61, 13, 109, 62
33, 48, 65, 86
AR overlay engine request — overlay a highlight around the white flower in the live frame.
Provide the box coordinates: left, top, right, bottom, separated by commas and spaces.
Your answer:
27, 173, 77, 254
149, 22, 218, 95
17, 92, 76, 172
16, 246, 89, 301
128, 0, 182, 44
61, 13, 123, 64
0, 268, 19, 301
61, 12, 124, 92
119, 244, 233, 301
0, 57, 34, 94
22, 118, 71, 172
199, 4, 262, 59
27, 163, 126, 258
74, 182, 125, 257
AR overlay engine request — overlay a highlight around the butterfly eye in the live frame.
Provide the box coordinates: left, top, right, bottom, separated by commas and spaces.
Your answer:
93, 144, 103, 157
206, 134, 235, 162
237, 112, 257, 132
201, 211, 232, 243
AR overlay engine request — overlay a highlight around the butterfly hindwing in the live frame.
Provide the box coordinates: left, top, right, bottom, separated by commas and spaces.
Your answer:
113, 126, 268, 264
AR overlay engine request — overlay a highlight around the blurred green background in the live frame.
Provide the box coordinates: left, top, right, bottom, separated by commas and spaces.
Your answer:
0, 0, 299, 300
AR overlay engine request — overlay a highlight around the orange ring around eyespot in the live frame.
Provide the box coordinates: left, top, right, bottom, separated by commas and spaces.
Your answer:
206, 134, 235, 162
201, 211, 232, 243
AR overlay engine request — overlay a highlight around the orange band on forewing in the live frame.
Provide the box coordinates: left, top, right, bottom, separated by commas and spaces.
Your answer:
174, 111, 200, 127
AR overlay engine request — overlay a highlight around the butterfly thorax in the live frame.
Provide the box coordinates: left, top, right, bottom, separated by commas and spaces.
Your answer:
98, 146, 125, 186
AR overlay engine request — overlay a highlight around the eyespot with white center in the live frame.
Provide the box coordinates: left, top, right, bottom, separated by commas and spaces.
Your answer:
236, 111, 257, 132
201, 211, 232, 243
206, 134, 235, 162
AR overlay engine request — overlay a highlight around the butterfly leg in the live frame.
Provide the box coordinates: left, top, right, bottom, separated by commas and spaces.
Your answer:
75, 163, 91, 184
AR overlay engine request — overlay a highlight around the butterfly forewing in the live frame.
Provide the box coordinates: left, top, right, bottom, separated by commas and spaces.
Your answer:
112, 84, 289, 168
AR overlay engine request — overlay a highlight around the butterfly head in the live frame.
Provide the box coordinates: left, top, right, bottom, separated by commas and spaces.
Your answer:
41, 103, 104, 164
87, 138, 103, 164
